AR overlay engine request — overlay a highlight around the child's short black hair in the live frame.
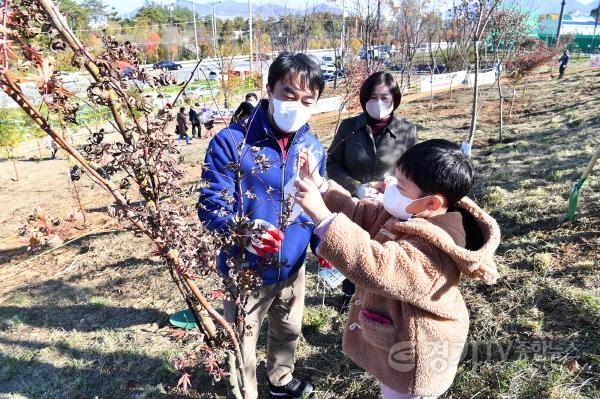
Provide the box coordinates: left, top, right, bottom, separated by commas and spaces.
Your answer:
359, 71, 401, 113
396, 139, 473, 205
268, 52, 325, 98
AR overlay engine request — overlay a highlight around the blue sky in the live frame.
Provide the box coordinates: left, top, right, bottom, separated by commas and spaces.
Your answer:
106, 0, 599, 19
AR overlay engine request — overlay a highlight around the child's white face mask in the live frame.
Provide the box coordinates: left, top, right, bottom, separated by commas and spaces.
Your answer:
383, 184, 421, 220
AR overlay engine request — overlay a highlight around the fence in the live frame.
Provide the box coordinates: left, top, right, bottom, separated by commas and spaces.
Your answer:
419, 69, 497, 93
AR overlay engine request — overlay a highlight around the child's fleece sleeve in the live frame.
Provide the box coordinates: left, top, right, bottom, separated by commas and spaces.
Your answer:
322, 180, 384, 233
317, 213, 462, 320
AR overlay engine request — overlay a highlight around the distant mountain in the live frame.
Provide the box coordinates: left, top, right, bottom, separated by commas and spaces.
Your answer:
525, 0, 597, 16
174, 0, 345, 19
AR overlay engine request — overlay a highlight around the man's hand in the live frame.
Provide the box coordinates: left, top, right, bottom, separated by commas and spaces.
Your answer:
294, 178, 332, 223
247, 220, 284, 257
298, 148, 324, 188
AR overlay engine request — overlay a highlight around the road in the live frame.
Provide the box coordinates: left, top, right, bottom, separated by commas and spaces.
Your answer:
0, 49, 337, 108
165, 48, 336, 82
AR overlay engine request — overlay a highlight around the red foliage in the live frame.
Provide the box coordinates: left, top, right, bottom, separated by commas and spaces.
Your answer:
143, 31, 160, 59
505, 41, 559, 84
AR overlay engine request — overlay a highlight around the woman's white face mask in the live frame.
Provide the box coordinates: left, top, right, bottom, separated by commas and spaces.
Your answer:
365, 99, 393, 120
270, 98, 313, 133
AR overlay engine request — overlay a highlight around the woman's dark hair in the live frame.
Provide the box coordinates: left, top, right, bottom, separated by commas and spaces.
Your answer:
233, 101, 255, 123
359, 71, 401, 113
179, 107, 185, 113
396, 139, 473, 205
268, 52, 325, 98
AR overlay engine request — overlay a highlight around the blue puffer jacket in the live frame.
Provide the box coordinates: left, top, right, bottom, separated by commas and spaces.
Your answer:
198, 100, 326, 285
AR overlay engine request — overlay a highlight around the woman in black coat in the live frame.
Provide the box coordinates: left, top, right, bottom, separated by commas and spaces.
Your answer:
326, 71, 418, 311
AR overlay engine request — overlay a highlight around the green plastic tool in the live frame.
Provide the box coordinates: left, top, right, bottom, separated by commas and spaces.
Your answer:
567, 144, 600, 221
170, 309, 198, 330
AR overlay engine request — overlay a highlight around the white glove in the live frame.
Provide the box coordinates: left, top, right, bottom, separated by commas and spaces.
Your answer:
356, 183, 379, 199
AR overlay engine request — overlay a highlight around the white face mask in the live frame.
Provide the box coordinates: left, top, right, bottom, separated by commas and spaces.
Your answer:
270, 97, 313, 133
365, 99, 393, 120
383, 184, 418, 220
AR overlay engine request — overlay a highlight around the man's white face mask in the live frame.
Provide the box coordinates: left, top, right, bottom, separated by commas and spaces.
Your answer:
270, 98, 313, 133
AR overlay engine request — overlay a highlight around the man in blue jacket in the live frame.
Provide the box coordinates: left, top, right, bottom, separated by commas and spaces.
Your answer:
198, 52, 325, 399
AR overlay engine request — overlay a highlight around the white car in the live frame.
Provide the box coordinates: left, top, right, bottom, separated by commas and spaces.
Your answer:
321, 63, 336, 73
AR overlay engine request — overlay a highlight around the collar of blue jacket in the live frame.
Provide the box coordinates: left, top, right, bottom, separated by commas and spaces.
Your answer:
198, 99, 326, 285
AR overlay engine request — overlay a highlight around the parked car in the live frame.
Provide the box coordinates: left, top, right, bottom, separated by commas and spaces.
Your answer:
207, 70, 227, 81
323, 70, 345, 82
382, 60, 404, 72
253, 52, 270, 61
321, 55, 335, 64
414, 64, 432, 74
414, 64, 449, 75
321, 63, 336, 73
153, 61, 182, 71
121, 66, 136, 79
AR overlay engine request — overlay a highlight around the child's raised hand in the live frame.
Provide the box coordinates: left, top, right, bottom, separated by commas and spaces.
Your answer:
294, 178, 332, 224
297, 148, 324, 187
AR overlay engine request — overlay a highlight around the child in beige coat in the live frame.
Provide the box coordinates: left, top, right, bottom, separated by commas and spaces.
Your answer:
295, 139, 501, 399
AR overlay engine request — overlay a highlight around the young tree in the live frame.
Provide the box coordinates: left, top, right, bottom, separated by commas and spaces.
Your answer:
450, 0, 503, 148
486, 6, 530, 141
0, 1, 271, 397
0, 109, 24, 181
505, 40, 558, 119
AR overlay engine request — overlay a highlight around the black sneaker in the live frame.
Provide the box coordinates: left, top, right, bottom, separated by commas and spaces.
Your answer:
338, 294, 353, 314
268, 378, 313, 398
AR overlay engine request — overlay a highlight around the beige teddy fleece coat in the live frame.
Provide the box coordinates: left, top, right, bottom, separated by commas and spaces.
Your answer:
318, 181, 501, 397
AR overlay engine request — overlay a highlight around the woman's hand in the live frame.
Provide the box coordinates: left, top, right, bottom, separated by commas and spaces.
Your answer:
294, 178, 332, 224
298, 148, 324, 188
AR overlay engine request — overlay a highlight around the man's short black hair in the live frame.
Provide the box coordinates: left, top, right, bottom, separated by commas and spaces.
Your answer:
245, 92, 258, 101
396, 139, 473, 205
359, 71, 401, 113
179, 106, 185, 112
268, 52, 325, 98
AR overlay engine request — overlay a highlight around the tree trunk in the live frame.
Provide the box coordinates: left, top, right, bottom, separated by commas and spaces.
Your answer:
36, 139, 43, 160
11, 157, 19, 181
498, 72, 504, 143
522, 79, 529, 98
509, 86, 516, 120
71, 178, 87, 225
467, 40, 480, 147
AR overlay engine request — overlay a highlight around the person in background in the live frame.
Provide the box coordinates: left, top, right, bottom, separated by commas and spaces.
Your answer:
45, 135, 58, 159
176, 107, 191, 145
189, 103, 202, 138
232, 100, 255, 126
245, 92, 258, 106
326, 71, 418, 312
198, 52, 325, 399
201, 107, 216, 138
559, 50, 570, 79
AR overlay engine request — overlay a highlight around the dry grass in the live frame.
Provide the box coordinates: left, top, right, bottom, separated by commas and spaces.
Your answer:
1, 65, 599, 398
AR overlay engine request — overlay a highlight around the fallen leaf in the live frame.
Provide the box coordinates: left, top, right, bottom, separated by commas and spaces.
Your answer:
565, 358, 581, 373
177, 372, 191, 391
